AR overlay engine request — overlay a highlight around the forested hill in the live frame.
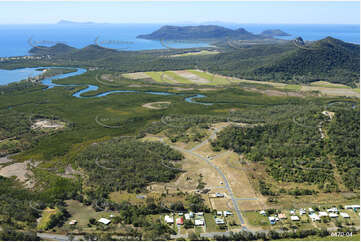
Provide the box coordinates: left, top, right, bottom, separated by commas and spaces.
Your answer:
137, 25, 269, 40
29, 43, 76, 56
252, 37, 360, 86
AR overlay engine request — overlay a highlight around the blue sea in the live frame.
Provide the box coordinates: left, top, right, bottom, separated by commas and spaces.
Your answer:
0, 23, 359, 57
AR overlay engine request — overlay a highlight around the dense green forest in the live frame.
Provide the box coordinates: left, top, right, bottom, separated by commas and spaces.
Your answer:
75, 138, 183, 194
212, 101, 360, 192
326, 107, 360, 190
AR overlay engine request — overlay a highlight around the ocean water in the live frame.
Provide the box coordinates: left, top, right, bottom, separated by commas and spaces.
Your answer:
0, 23, 359, 57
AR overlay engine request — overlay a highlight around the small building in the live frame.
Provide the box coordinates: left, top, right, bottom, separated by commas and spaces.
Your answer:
215, 193, 224, 198
309, 214, 320, 222
195, 219, 204, 226
290, 210, 295, 215
195, 212, 204, 216
69, 219, 77, 225
215, 218, 225, 225
260, 210, 266, 216
98, 218, 111, 225
185, 214, 191, 220
178, 212, 184, 216
165, 215, 174, 224
291, 216, 300, 221
189, 212, 194, 218
223, 211, 232, 217
340, 212, 350, 218
319, 212, 328, 217
329, 213, 338, 218
278, 213, 287, 219
269, 217, 276, 225
327, 207, 338, 213
299, 209, 306, 215
176, 217, 184, 225
308, 208, 314, 214
217, 211, 223, 216
345, 205, 360, 210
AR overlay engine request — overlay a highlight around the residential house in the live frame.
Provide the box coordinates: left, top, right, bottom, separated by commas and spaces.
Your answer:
309, 214, 320, 222
165, 215, 174, 224
340, 212, 350, 218
215, 218, 225, 225
291, 216, 300, 221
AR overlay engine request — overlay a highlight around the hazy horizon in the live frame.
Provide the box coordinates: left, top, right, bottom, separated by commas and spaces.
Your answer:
0, 1, 359, 25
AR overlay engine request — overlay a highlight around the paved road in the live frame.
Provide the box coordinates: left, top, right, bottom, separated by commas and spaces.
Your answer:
169, 127, 246, 225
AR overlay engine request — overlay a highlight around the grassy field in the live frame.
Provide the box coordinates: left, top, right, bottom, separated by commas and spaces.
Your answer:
37, 207, 60, 230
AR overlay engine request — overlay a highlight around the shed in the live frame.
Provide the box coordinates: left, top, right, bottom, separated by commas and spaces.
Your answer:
98, 218, 111, 225
69, 219, 77, 225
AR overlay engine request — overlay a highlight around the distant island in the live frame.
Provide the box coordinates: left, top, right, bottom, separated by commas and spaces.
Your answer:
57, 20, 96, 25
260, 29, 291, 37
137, 25, 290, 41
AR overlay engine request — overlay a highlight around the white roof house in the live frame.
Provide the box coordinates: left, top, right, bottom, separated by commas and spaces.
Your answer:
215, 218, 225, 225
185, 214, 190, 220
195, 212, 204, 216
291, 216, 300, 221
98, 218, 111, 225
308, 208, 314, 213
223, 211, 232, 216
290, 210, 295, 215
299, 209, 306, 215
189, 212, 194, 218
165, 215, 174, 224
327, 207, 338, 213
260, 210, 266, 216
340, 212, 350, 218
195, 219, 204, 226
215, 193, 224, 198
217, 211, 223, 216
309, 214, 320, 222
319, 212, 328, 217
329, 213, 338, 218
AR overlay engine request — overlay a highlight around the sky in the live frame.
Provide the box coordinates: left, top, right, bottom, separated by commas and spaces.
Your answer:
0, 1, 359, 25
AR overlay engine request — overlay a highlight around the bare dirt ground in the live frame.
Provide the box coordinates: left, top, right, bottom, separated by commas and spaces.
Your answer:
0, 160, 34, 187
173, 70, 209, 84
301, 86, 359, 97
32, 119, 65, 130
246, 88, 304, 97
142, 101, 171, 110
0, 156, 12, 164
122, 72, 150, 79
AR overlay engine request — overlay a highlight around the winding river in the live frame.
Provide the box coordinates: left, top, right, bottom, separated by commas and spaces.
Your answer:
2, 67, 212, 105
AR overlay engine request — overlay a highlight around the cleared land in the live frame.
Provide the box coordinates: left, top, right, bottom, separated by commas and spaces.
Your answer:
121, 70, 360, 97
31, 119, 66, 130
167, 50, 220, 57
142, 101, 171, 110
